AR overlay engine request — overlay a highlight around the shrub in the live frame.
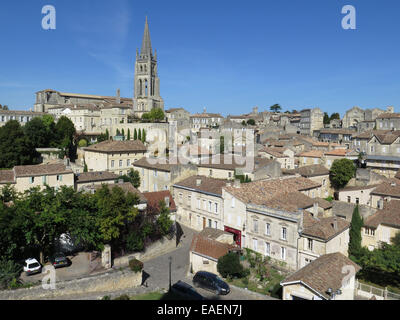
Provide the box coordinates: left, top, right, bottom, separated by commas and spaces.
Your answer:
217, 252, 247, 278
0, 259, 22, 290
129, 259, 144, 273
78, 139, 88, 148
114, 294, 130, 300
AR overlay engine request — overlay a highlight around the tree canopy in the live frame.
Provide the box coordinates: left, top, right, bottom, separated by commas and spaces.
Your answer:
329, 158, 356, 189
270, 104, 282, 113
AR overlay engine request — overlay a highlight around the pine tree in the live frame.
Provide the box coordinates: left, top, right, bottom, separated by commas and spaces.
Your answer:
138, 128, 142, 141
122, 129, 125, 138
106, 129, 109, 140
83, 159, 88, 172
142, 129, 146, 143
127, 129, 131, 140
134, 128, 138, 140
349, 205, 363, 260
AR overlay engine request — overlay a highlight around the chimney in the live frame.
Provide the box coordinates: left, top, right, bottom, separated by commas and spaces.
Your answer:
116, 89, 121, 104
234, 179, 241, 188
313, 202, 319, 216
378, 199, 384, 210
164, 196, 170, 208
333, 216, 338, 231
196, 178, 202, 186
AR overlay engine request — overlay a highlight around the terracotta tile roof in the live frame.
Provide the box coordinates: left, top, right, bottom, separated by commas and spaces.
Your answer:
364, 200, 400, 229
76, 171, 119, 183
319, 129, 356, 135
190, 113, 223, 118
298, 150, 324, 158
373, 131, 400, 145
283, 165, 329, 177
376, 112, 400, 119
198, 155, 274, 171
94, 182, 146, 203
324, 149, 353, 156
0, 170, 15, 184
174, 176, 228, 196
340, 184, 379, 192
314, 198, 333, 210
190, 234, 236, 261
259, 147, 288, 158
198, 228, 234, 241
143, 190, 177, 212
302, 212, 350, 240
371, 180, 400, 198
13, 164, 73, 177
84, 140, 147, 153
224, 177, 321, 211
281, 252, 360, 299
133, 157, 179, 172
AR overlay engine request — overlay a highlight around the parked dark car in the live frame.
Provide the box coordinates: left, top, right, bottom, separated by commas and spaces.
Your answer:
171, 281, 205, 300
193, 271, 230, 295
49, 253, 71, 269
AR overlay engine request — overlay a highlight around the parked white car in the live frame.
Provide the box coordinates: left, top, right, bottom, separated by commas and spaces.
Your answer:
23, 258, 42, 276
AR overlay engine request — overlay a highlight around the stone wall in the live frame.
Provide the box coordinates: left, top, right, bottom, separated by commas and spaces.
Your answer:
113, 235, 177, 268
0, 269, 142, 300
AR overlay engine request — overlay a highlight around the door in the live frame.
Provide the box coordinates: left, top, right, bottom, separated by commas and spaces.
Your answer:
203, 218, 206, 229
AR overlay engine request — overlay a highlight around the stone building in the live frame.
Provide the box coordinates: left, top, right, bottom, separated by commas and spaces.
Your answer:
375, 112, 400, 131
299, 108, 324, 136
133, 17, 164, 117
84, 140, 147, 176
0, 109, 47, 127
173, 176, 228, 231
342, 106, 391, 129
0, 163, 74, 193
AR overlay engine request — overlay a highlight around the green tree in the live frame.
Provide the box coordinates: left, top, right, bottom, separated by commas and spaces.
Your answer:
241, 120, 247, 126
156, 201, 173, 236
142, 129, 146, 143
329, 158, 356, 189
0, 120, 39, 168
83, 159, 88, 172
138, 128, 142, 141
323, 112, 330, 125
392, 232, 400, 247
134, 128, 138, 140
23, 117, 49, 148
0, 259, 22, 289
97, 133, 108, 143
349, 205, 363, 260
106, 129, 110, 140
127, 129, 131, 140
220, 135, 225, 154
270, 104, 282, 113
217, 252, 246, 278
119, 169, 141, 189
94, 185, 139, 243
330, 113, 340, 121
121, 129, 125, 139
246, 119, 256, 126
78, 139, 88, 148
55, 116, 76, 160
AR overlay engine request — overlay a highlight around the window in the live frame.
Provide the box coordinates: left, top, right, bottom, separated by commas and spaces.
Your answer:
347, 196, 351, 203
253, 220, 258, 233
197, 216, 201, 227
203, 200, 207, 210
265, 242, 270, 256
214, 221, 218, 229
153, 184, 158, 191
307, 239, 313, 251
111, 160, 115, 168
237, 216, 241, 228
281, 227, 287, 240
214, 203, 218, 214
356, 198, 359, 205
209, 169, 213, 177
57, 175, 63, 182
197, 198, 201, 209
281, 247, 286, 260
313, 158, 318, 164
42, 176, 47, 184
228, 172, 232, 178
165, 172, 168, 179
154, 170, 158, 177
382, 147, 387, 153
231, 197, 235, 208
253, 239, 258, 251
262, 223, 270, 237
119, 160, 123, 167
127, 160, 131, 166
208, 219, 212, 228
179, 193, 183, 203
208, 201, 212, 212
29, 177, 34, 184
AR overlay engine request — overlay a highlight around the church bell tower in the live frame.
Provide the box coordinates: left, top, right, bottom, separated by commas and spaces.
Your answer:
133, 17, 164, 117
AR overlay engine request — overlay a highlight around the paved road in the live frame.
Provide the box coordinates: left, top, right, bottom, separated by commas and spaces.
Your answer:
142, 224, 197, 291
20, 252, 92, 284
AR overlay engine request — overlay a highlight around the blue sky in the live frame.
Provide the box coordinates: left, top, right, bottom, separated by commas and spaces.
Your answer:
0, 0, 399, 116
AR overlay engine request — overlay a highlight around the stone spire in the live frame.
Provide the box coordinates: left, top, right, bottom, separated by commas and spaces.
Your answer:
141, 16, 152, 57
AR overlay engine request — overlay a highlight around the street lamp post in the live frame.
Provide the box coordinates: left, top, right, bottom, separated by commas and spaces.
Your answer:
169, 256, 172, 292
